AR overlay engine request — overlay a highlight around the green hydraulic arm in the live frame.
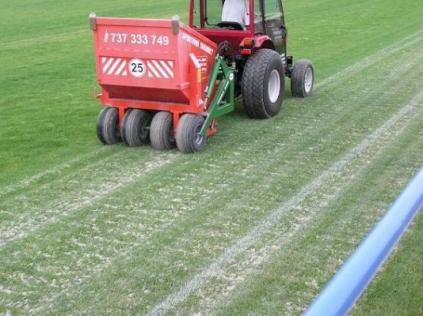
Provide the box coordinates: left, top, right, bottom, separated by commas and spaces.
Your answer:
199, 56, 235, 137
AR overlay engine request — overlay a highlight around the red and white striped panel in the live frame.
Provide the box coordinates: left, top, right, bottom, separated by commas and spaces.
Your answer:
101, 57, 127, 76
147, 60, 174, 79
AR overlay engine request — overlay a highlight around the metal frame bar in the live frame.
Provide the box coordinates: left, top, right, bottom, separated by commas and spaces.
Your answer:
200, 56, 235, 136
305, 168, 423, 316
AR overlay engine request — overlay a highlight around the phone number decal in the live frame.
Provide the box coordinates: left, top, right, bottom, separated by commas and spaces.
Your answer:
103, 31, 170, 46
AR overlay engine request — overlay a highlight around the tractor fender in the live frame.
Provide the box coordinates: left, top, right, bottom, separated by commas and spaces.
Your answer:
240, 35, 274, 55
254, 35, 275, 50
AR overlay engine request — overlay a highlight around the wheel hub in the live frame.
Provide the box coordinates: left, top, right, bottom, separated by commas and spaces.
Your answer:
304, 67, 313, 94
268, 70, 281, 103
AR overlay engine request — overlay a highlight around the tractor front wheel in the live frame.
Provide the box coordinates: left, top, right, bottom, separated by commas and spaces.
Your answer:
150, 111, 176, 150
291, 59, 314, 98
121, 109, 152, 147
241, 49, 285, 119
96, 106, 120, 145
176, 114, 206, 153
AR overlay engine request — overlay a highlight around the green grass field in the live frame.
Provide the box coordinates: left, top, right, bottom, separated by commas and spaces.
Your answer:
0, 0, 422, 314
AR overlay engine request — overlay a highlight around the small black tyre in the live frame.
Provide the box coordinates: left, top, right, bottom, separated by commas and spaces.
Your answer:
96, 106, 120, 145
175, 114, 206, 153
121, 109, 152, 147
241, 48, 285, 119
291, 59, 314, 98
150, 111, 176, 150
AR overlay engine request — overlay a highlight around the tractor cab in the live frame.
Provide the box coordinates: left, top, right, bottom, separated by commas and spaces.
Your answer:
189, 0, 287, 57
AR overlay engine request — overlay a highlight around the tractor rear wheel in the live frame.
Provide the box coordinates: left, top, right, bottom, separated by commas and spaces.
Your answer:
96, 106, 120, 145
291, 59, 314, 97
176, 114, 206, 153
150, 111, 176, 150
121, 109, 152, 147
241, 49, 285, 119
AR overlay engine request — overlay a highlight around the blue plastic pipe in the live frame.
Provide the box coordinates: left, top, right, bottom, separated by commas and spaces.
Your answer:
305, 168, 423, 316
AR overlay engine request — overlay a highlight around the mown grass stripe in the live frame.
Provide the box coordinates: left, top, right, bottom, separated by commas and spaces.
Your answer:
1, 26, 421, 201
1, 32, 421, 314
0, 147, 116, 198
195, 94, 423, 314
2, 33, 420, 252
28, 43, 422, 314
2, 43, 418, 314
148, 89, 423, 315
0, 152, 177, 246
215, 117, 423, 315
316, 29, 423, 89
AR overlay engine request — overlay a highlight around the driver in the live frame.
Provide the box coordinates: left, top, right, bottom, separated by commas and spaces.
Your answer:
221, 0, 250, 28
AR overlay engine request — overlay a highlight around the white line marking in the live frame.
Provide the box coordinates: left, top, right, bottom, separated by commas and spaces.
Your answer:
148, 90, 423, 315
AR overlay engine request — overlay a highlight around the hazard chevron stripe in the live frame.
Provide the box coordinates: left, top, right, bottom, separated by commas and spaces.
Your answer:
147, 60, 175, 79
101, 57, 174, 78
101, 57, 127, 76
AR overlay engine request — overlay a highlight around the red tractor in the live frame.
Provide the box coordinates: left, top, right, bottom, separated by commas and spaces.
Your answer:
190, 0, 314, 114
91, 0, 314, 153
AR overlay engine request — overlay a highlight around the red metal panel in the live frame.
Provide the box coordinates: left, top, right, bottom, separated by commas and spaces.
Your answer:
91, 17, 217, 116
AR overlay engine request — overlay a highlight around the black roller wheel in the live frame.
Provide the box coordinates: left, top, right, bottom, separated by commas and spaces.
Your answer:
175, 114, 206, 153
241, 49, 285, 119
291, 59, 314, 98
121, 109, 152, 147
96, 106, 120, 145
150, 111, 176, 150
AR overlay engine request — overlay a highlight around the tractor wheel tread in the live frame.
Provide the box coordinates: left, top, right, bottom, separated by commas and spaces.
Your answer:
176, 114, 206, 153
96, 106, 120, 145
121, 109, 152, 147
150, 111, 176, 150
291, 59, 314, 98
241, 48, 285, 119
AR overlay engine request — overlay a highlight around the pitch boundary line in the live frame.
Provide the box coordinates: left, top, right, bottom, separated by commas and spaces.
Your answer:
148, 90, 423, 315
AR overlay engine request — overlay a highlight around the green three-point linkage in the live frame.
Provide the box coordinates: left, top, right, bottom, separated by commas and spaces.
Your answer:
199, 56, 236, 137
